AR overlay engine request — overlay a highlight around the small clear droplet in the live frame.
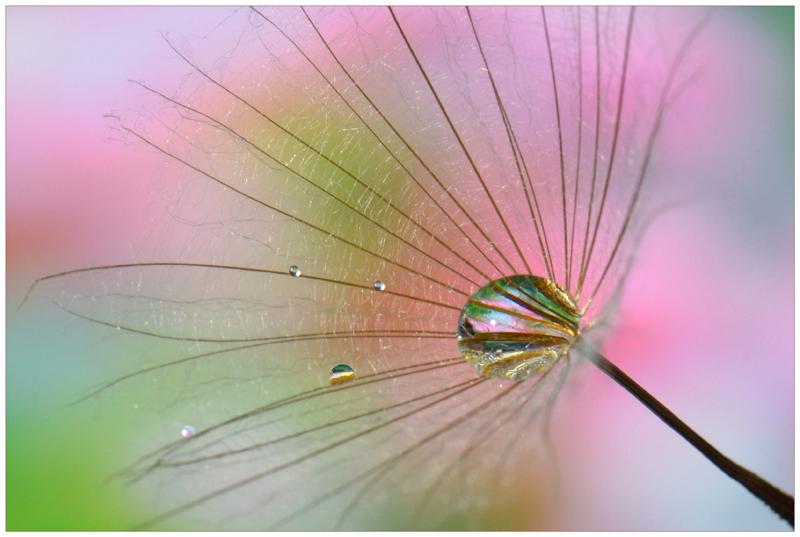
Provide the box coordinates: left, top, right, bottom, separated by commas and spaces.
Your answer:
373, 280, 385, 291
329, 364, 356, 385
181, 425, 195, 438
289, 265, 301, 277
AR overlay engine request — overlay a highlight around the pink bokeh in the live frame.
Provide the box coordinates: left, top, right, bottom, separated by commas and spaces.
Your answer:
547, 8, 793, 529
7, 7, 232, 299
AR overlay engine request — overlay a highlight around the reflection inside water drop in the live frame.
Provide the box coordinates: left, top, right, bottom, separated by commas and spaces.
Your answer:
456, 275, 581, 381
181, 425, 195, 438
329, 364, 356, 386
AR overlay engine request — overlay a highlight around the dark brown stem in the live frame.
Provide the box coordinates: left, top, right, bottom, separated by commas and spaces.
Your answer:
576, 336, 794, 528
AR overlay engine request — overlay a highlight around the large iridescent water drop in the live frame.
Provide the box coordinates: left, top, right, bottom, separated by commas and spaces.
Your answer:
456, 275, 581, 381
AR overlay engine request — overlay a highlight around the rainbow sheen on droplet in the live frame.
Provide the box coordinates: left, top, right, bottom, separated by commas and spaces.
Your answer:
329, 364, 356, 386
456, 275, 581, 381
373, 281, 386, 292
289, 265, 301, 277
181, 425, 195, 438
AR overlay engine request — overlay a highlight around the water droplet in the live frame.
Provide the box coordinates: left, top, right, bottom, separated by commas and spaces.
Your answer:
181, 425, 195, 438
456, 275, 581, 381
289, 265, 301, 277
373, 280, 385, 291
329, 364, 356, 385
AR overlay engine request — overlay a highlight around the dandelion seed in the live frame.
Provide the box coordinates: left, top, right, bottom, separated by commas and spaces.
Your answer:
9, 5, 792, 532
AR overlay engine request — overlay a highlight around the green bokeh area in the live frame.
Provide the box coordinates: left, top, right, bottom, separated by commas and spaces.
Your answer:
6, 304, 148, 530
7, 414, 130, 530
7, 298, 210, 531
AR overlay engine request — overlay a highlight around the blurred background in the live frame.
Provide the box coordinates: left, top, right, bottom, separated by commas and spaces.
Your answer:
7, 6, 793, 530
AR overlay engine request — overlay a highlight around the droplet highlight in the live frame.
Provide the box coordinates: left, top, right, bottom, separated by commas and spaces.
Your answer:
181, 425, 195, 438
456, 275, 581, 381
373, 280, 386, 291
289, 265, 301, 277
329, 364, 356, 386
